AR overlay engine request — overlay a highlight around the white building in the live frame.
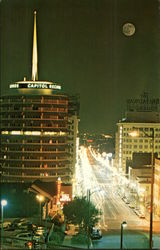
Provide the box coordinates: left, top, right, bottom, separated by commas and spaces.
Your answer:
116, 122, 160, 172
115, 93, 160, 173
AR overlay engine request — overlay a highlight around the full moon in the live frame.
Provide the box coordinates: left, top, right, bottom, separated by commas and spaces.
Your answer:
122, 23, 136, 36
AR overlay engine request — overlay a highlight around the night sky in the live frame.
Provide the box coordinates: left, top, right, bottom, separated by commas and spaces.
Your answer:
1, 0, 160, 134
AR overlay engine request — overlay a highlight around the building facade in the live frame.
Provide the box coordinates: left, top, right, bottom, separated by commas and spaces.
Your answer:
115, 122, 160, 172
115, 93, 160, 173
0, 91, 79, 184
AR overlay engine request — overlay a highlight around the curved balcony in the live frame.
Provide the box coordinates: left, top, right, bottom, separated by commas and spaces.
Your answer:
0, 109, 68, 114
0, 125, 68, 131
1, 142, 68, 146
1, 158, 71, 163
2, 173, 72, 180
1, 150, 68, 154
0, 99, 68, 106
2, 166, 71, 171
1, 117, 67, 121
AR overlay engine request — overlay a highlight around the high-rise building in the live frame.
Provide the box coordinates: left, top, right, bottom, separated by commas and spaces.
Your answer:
0, 11, 79, 184
115, 93, 160, 173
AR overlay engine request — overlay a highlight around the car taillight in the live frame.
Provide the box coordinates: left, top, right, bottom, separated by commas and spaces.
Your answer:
27, 241, 33, 249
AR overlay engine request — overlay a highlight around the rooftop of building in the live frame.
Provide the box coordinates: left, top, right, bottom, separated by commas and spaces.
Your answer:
9, 80, 62, 91
29, 179, 72, 200
31, 179, 57, 197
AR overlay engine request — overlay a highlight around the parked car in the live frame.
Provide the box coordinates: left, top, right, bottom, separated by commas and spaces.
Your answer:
139, 213, 145, 219
122, 197, 126, 202
19, 222, 36, 231
90, 227, 102, 240
13, 232, 33, 246
9, 218, 36, 231
134, 208, 140, 216
129, 203, 135, 209
25, 240, 41, 249
0, 220, 11, 229
10, 218, 29, 228
125, 199, 130, 204
34, 226, 47, 238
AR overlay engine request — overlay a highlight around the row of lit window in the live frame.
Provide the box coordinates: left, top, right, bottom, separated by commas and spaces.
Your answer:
123, 144, 160, 149
2, 148, 67, 152
1, 159, 70, 163
3, 146, 67, 150
2, 163, 70, 168
125, 156, 132, 160
1, 139, 66, 143
1, 123, 67, 128
2, 172, 70, 177
2, 165, 69, 169
123, 144, 151, 149
1, 96, 68, 101
1, 115, 67, 120
123, 133, 160, 138
123, 127, 160, 132
1, 99, 68, 104
123, 146, 160, 153
1, 107, 68, 112
123, 139, 160, 143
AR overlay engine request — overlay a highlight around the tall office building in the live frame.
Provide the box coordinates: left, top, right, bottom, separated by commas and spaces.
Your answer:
115, 93, 160, 173
0, 11, 79, 184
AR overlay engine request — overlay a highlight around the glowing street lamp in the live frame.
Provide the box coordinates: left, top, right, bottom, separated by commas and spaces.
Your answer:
129, 127, 155, 249
120, 221, 127, 249
36, 195, 44, 225
1, 199, 7, 246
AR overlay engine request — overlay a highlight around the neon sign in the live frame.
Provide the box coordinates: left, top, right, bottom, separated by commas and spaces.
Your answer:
9, 81, 61, 90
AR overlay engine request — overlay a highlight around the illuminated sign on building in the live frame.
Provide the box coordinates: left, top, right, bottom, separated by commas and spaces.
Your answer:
127, 92, 159, 112
10, 81, 61, 90
60, 194, 71, 202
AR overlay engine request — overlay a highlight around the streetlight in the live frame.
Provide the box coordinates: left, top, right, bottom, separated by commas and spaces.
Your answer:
87, 188, 101, 249
36, 195, 44, 225
87, 189, 91, 250
1, 199, 7, 247
120, 221, 127, 249
129, 127, 155, 249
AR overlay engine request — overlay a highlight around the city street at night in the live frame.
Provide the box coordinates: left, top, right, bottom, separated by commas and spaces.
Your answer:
1, 1, 160, 249
75, 147, 149, 230
74, 146, 160, 248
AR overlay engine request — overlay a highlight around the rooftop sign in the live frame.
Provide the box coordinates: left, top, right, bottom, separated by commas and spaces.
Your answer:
9, 81, 61, 90
127, 92, 159, 112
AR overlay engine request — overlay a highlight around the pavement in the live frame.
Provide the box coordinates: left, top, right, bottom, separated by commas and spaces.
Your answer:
63, 230, 160, 249
2, 229, 160, 249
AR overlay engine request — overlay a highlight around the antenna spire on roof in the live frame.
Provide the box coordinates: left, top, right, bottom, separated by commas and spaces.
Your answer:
32, 10, 38, 81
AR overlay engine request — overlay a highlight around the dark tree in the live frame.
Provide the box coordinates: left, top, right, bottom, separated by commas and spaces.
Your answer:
63, 196, 101, 233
